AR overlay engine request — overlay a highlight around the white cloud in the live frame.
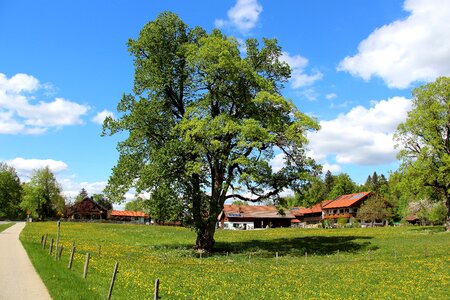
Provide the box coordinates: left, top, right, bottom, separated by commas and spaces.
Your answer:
325, 93, 337, 100
0, 73, 39, 93
0, 72, 89, 134
92, 110, 114, 125
322, 162, 341, 174
338, 0, 450, 88
280, 52, 323, 89
59, 177, 107, 200
215, 0, 263, 33
6, 157, 68, 179
308, 96, 412, 165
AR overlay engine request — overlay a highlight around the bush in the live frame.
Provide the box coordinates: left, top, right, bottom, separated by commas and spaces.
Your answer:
429, 202, 447, 225
337, 217, 347, 228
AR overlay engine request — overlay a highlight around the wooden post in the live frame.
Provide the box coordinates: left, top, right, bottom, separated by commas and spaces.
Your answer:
49, 238, 54, 255
83, 253, 90, 278
305, 252, 308, 264
98, 245, 102, 258
40, 234, 44, 246
154, 278, 160, 300
42, 234, 48, 249
107, 262, 119, 300
275, 252, 278, 265
57, 245, 64, 261
68, 243, 75, 269
55, 220, 61, 260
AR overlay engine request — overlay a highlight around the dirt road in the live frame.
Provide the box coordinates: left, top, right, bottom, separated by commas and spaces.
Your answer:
0, 222, 52, 300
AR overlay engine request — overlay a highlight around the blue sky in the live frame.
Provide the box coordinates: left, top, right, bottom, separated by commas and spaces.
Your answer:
1, 0, 449, 202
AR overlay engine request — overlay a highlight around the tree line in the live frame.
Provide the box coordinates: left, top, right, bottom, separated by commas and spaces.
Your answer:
281, 169, 447, 225
0, 164, 112, 220
0, 164, 65, 220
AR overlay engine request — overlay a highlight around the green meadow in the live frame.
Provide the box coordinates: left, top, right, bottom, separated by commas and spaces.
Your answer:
20, 222, 449, 299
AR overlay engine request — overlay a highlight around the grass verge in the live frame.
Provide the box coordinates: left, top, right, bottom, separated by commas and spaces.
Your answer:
0, 222, 14, 232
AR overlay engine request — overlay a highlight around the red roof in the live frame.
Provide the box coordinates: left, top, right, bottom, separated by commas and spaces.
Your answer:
291, 200, 333, 216
110, 210, 148, 217
221, 205, 295, 219
323, 192, 371, 209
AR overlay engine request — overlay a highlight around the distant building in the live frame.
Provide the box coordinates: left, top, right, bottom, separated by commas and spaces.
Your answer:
291, 200, 333, 224
108, 210, 149, 224
218, 205, 295, 230
67, 197, 108, 220
322, 192, 372, 220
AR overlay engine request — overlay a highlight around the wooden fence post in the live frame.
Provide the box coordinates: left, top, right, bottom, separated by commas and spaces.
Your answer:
68, 243, 75, 269
154, 278, 160, 300
49, 238, 54, 255
107, 262, 119, 300
55, 220, 61, 260
40, 235, 44, 247
42, 234, 48, 249
83, 253, 90, 278
57, 245, 64, 261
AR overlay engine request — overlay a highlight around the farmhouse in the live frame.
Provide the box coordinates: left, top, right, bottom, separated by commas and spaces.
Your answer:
322, 192, 372, 220
108, 210, 149, 224
218, 205, 295, 230
291, 200, 333, 224
67, 197, 109, 220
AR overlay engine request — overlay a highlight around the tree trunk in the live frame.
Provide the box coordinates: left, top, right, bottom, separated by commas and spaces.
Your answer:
194, 220, 216, 252
445, 195, 450, 231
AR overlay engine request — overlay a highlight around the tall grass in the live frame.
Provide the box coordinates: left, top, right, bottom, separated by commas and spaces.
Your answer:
21, 223, 450, 299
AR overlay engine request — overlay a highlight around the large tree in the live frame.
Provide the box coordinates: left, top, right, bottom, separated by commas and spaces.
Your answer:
20, 167, 65, 220
394, 77, 450, 219
0, 163, 23, 219
103, 12, 319, 251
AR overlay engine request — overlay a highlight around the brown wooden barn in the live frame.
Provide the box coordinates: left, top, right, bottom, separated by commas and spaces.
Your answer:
67, 197, 108, 220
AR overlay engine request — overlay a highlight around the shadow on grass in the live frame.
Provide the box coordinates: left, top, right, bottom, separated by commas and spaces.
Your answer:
148, 235, 377, 258
213, 236, 377, 257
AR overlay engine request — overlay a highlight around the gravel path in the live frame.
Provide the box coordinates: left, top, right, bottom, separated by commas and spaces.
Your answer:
0, 222, 52, 300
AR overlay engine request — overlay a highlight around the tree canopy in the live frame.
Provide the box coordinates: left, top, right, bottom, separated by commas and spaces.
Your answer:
103, 12, 319, 250
395, 76, 450, 219
0, 163, 23, 219
20, 167, 65, 220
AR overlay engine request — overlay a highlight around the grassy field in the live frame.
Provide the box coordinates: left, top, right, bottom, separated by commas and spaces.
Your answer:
0, 222, 14, 232
20, 222, 449, 299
